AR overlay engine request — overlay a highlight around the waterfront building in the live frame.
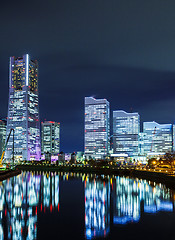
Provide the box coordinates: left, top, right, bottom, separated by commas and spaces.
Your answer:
143, 121, 173, 155
138, 132, 146, 155
41, 121, 60, 155
76, 151, 84, 161
113, 110, 140, 157
84, 97, 110, 159
173, 125, 175, 152
0, 120, 6, 157
5, 54, 41, 161
58, 151, 65, 162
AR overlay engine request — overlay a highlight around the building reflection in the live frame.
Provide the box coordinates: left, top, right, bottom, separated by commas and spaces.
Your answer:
0, 172, 174, 240
84, 178, 110, 239
0, 171, 59, 239
84, 174, 175, 239
113, 176, 174, 225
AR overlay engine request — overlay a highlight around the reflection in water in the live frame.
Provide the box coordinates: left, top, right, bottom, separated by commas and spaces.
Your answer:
0, 172, 59, 240
113, 177, 174, 225
85, 178, 110, 239
0, 172, 174, 239
84, 176, 175, 239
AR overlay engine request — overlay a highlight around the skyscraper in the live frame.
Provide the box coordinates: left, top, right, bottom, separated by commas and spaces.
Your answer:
41, 121, 60, 155
5, 54, 41, 161
143, 121, 173, 154
113, 110, 140, 157
84, 97, 110, 159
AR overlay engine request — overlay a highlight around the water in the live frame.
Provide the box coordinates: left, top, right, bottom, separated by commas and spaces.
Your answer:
0, 171, 175, 240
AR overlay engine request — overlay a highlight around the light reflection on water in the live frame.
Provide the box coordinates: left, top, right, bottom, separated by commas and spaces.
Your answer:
0, 171, 174, 239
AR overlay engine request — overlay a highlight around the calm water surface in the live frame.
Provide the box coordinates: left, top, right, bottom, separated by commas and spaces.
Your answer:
0, 171, 175, 240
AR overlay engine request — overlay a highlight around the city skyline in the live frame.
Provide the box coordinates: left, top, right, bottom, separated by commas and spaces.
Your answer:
1, 1, 175, 240
1, 1, 175, 152
1, 54, 175, 158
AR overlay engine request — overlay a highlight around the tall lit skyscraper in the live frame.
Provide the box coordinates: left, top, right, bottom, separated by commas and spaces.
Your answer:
84, 97, 110, 159
113, 110, 140, 157
5, 54, 41, 161
143, 121, 173, 154
41, 121, 60, 155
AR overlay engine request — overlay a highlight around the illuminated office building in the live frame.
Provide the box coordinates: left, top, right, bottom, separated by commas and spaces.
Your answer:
5, 54, 41, 161
0, 120, 6, 157
173, 125, 175, 152
113, 111, 140, 157
84, 97, 110, 159
41, 121, 60, 155
143, 121, 173, 154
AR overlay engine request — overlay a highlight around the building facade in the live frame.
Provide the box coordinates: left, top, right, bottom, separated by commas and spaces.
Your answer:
41, 121, 60, 155
143, 121, 173, 155
113, 110, 140, 157
84, 97, 110, 159
0, 120, 6, 158
5, 54, 41, 161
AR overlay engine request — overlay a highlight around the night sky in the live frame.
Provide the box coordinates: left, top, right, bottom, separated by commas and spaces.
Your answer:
1, 0, 175, 152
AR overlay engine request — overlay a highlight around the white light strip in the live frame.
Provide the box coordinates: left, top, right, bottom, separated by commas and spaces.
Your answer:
9, 57, 11, 88
26, 54, 29, 86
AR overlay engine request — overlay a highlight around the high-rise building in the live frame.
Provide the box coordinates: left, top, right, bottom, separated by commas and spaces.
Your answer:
0, 120, 6, 157
143, 121, 173, 154
5, 54, 41, 161
41, 121, 60, 155
138, 132, 147, 156
84, 97, 110, 159
113, 110, 140, 157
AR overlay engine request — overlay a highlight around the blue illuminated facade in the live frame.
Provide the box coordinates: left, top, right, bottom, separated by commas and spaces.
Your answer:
113, 110, 140, 157
142, 121, 173, 155
41, 121, 60, 155
5, 54, 41, 161
84, 97, 110, 159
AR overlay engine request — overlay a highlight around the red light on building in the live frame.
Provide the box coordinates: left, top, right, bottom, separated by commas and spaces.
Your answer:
58, 203, 60, 212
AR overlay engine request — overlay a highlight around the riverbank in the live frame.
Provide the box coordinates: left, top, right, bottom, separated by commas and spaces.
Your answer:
0, 169, 21, 181
17, 164, 175, 189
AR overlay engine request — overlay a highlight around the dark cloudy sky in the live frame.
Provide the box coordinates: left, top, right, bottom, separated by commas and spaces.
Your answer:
1, 0, 175, 152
